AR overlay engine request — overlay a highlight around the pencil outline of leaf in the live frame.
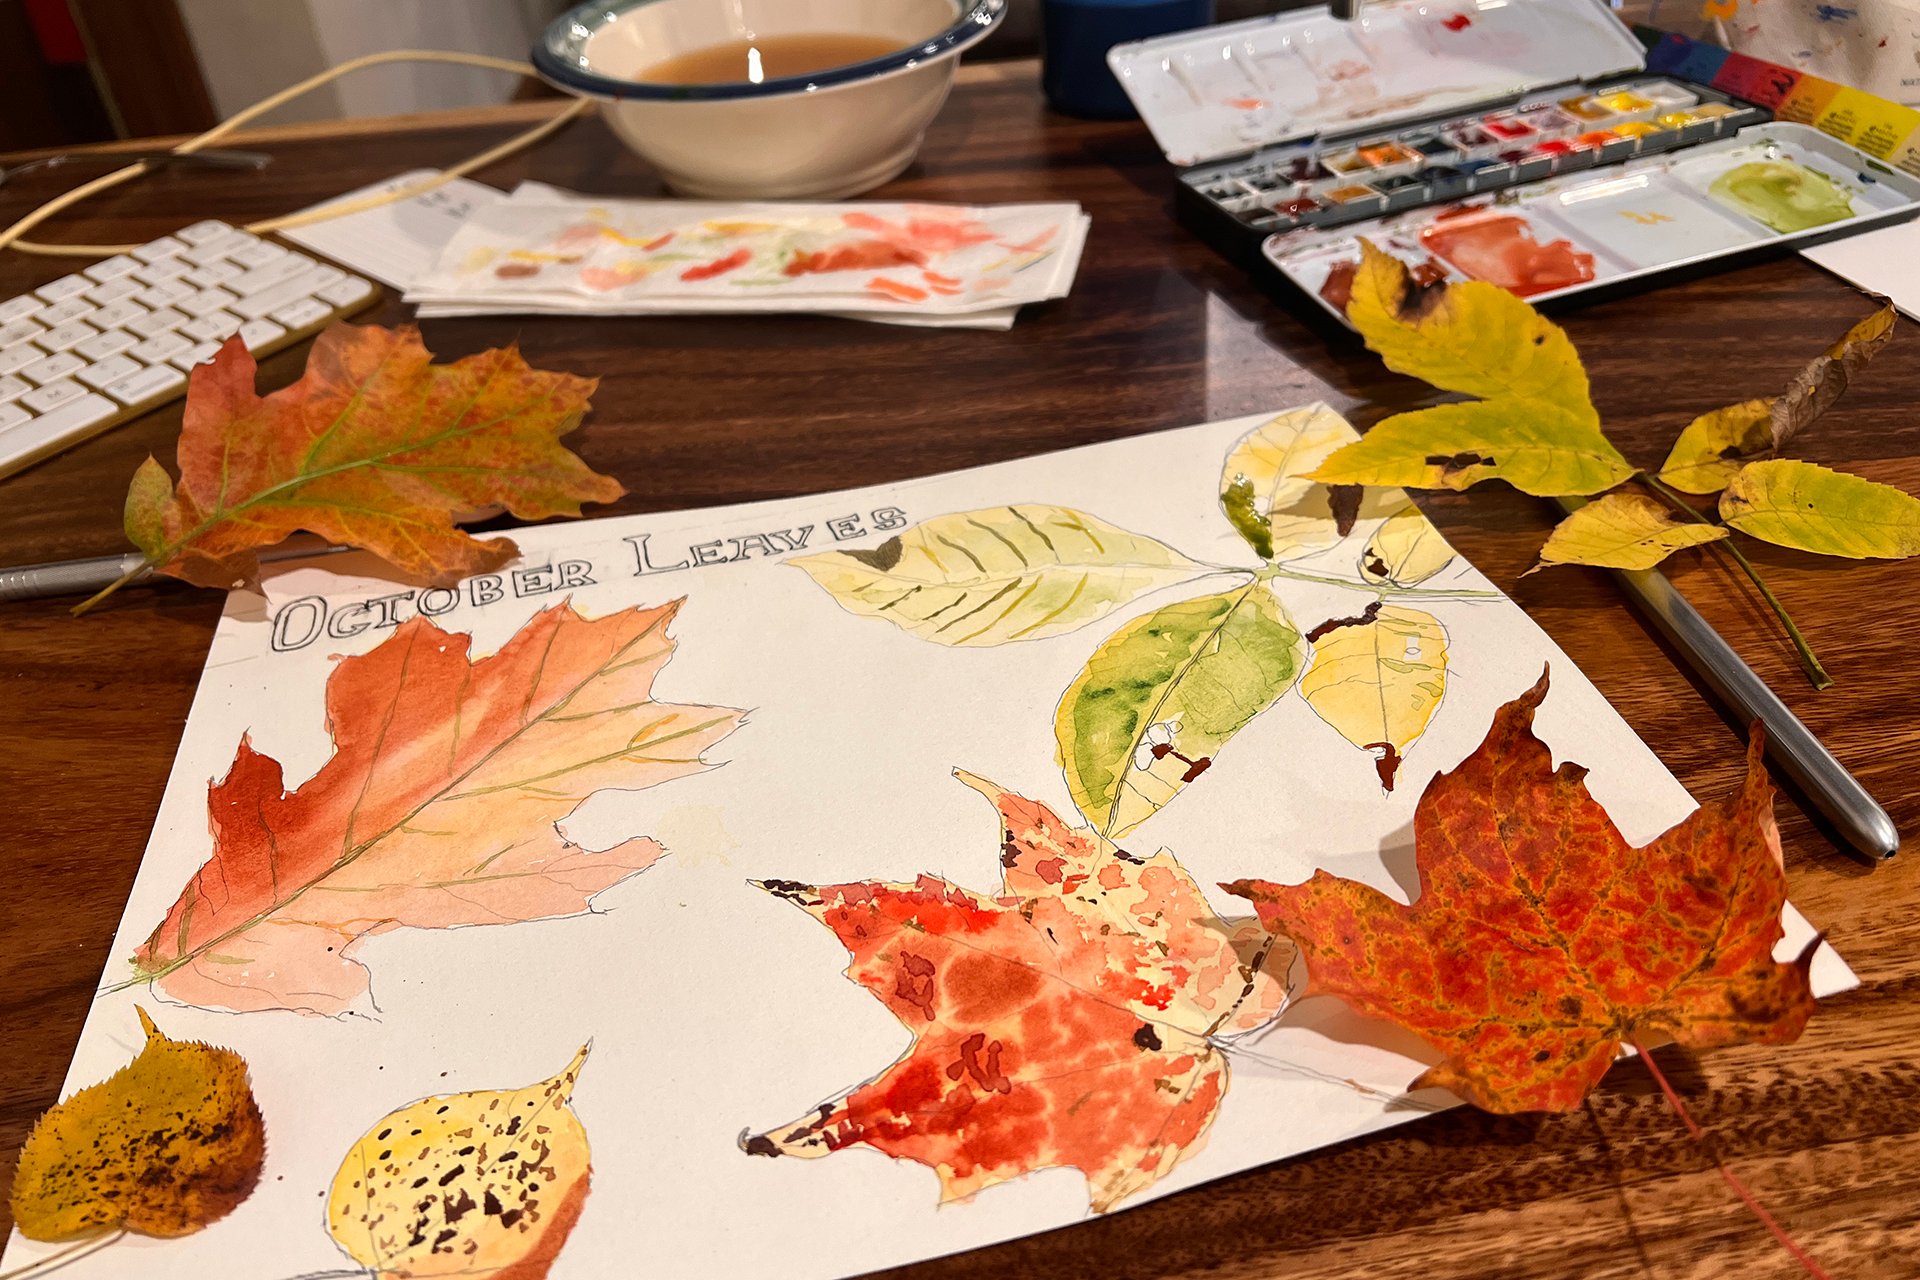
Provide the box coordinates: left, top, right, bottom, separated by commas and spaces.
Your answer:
1297, 601, 1448, 791
1358, 503, 1457, 586
1218, 404, 1394, 560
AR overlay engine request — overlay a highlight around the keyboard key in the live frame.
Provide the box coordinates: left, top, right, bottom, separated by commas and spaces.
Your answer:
170, 341, 223, 372
129, 307, 186, 338
103, 363, 186, 406
183, 312, 241, 342
0, 296, 41, 324
136, 279, 194, 309
34, 275, 92, 303
37, 296, 95, 327
177, 220, 234, 244
75, 328, 137, 361
0, 345, 44, 377
37, 321, 99, 353
76, 354, 141, 389
20, 351, 84, 385
133, 235, 187, 263
180, 288, 237, 318
84, 254, 141, 282
183, 234, 249, 265
85, 276, 142, 305
227, 240, 288, 269
186, 262, 241, 289
92, 299, 147, 330
270, 296, 333, 330
0, 375, 26, 402
230, 255, 314, 297
134, 257, 190, 284
0, 393, 116, 460
237, 318, 285, 352
21, 379, 86, 413
234, 268, 334, 320
306, 264, 345, 290
0, 319, 45, 348
0, 402, 26, 432
131, 331, 192, 364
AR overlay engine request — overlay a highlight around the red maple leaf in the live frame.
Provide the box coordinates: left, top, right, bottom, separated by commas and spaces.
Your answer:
743, 772, 1292, 1211
1230, 668, 1819, 1113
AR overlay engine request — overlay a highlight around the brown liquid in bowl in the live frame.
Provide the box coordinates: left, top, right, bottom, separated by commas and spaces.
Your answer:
639, 33, 906, 84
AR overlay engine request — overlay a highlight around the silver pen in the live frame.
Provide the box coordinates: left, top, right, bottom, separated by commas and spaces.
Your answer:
1555, 495, 1898, 863
0, 543, 348, 603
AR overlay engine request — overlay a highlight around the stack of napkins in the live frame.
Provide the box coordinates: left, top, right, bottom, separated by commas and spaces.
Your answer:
401, 183, 1089, 330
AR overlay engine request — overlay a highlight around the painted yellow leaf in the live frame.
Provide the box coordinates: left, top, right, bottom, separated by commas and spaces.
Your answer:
793, 506, 1203, 647
328, 1045, 592, 1280
1308, 242, 1633, 497
9, 1008, 265, 1241
1531, 493, 1730, 573
1359, 503, 1456, 586
1720, 459, 1920, 559
1057, 584, 1304, 837
1770, 304, 1895, 451
1657, 399, 1774, 495
1299, 602, 1448, 791
1219, 405, 1394, 560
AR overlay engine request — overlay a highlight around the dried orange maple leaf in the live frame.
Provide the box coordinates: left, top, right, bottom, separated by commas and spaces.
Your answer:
10, 1008, 264, 1240
115, 323, 620, 600
742, 772, 1292, 1212
1230, 668, 1818, 1114
127, 600, 742, 1017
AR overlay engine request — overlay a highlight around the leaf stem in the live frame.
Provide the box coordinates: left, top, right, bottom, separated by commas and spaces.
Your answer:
1256, 563, 1501, 600
1636, 474, 1833, 690
1630, 1041, 1834, 1280
69, 561, 152, 617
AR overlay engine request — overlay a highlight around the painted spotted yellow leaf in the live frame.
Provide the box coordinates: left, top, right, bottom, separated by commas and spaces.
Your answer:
1299, 602, 1448, 791
1657, 399, 1773, 495
1309, 242, 1633, 497
1219, 405, 1395, 560
9, 1008, 265, 1240
327, 1045, 592, 1280
1057, 584, 1303, 837
1720, 459, 1920, 559
793, 506, 1203, 647
1532, 493, 1729, 573
1359, 503, 1456, 586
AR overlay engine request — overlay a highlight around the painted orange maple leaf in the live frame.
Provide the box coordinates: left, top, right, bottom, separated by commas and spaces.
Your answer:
1230, 668, 1819, 1114
111, 324, 621, 607
126, 600, 742, 1017
743, 772, 1291, 1212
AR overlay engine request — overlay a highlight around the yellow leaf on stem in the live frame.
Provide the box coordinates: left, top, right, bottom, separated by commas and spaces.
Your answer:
1720, 459, 1920, 559
1531, 492, 1729, 573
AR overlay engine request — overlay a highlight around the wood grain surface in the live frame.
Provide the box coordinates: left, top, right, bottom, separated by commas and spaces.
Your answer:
2, 60, 1916, 1279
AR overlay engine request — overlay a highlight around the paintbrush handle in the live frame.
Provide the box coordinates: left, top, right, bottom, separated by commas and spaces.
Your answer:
0, 551, 151, 603
1555, 496, 1898, 862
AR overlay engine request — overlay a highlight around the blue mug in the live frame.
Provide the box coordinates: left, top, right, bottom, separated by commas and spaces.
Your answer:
1042, 0, 1216, 119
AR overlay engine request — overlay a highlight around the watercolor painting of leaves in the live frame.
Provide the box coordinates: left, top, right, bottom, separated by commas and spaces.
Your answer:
327, 1046, 592, 1280
794, 406, 1496, 834
1318, 239, 1920, 687
742, 772, 1292, 1212
119, 599, 743, 1017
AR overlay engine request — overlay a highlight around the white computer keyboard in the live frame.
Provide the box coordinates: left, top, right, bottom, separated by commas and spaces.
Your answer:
0, 220, 378, 480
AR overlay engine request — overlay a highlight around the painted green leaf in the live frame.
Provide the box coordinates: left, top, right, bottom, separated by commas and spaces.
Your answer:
1530, 493, 1729, 573
1298, 603, 1448, 792
1657, 399, 1773, 496
1057, 585, 1304, 838
1219, 405, 1385, 560
792, 506, 1203, 647
1359, 503, 1456, 586
1309, 242, 1633, 497
1719, 459, 1920, 559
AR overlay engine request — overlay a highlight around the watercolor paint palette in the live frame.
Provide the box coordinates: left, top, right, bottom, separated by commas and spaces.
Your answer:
1265, 123, 1920, 325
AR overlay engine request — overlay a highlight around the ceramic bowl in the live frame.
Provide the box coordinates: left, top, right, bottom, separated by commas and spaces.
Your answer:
534, 0, 1005, 199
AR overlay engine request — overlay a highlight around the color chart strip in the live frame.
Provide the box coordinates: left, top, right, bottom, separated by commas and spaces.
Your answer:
1645, 34, 1920, 178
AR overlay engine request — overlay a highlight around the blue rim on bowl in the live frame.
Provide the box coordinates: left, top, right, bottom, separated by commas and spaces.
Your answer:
533, 0, 1007, 101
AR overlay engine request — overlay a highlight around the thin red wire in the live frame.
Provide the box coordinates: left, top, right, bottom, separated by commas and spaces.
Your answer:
1630, 1041, 1834, 1280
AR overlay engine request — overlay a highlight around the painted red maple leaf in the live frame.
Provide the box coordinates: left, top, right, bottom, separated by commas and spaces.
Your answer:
742, 772, 1292, 1212
1230, 668, 1819, 1113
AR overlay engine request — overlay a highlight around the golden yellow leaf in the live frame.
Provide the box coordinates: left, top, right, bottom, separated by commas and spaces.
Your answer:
328, 1045, 593, 1280
1531, 493, 1730, 573
1299, 603, 1448, 791
1219, 405, 1394, 559
1720, 459, 1920, 559
9, 1008, 265, 1241
1309, 242, 1633, 497
792, 506, 1202, 647
1770, 304, 1895, 451
1657, 399, 1774, 495
1359, 503, 1457, 586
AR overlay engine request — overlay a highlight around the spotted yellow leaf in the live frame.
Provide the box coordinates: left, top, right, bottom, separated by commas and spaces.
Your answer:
1720, 459, 1920, 559
1531, 493, 1729, 573
1309, 242, 1633, 497
793, 506, 1203, 647
1299, 603, 1448, 791
1657, 399, 1774, 495
1359, 503, 1457, 586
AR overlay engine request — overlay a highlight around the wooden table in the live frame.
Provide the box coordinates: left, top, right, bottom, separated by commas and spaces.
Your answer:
2, 61, 1916, 1279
